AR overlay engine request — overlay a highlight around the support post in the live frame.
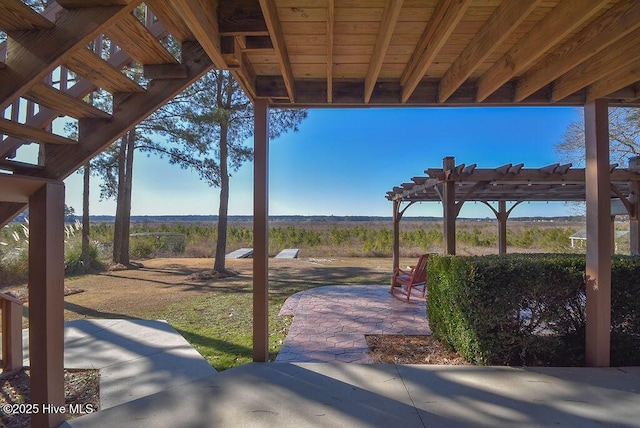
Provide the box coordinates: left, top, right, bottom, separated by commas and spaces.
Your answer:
253, 99, 269, 362
28, 181, 66, 427
443, 156, 456, 255
392, 200, 400, 273
629, 157, 640, 255
611, 216, 616, 255
584, 99, 611, 367
497, 201, 507, 254
0, 293, 23, 371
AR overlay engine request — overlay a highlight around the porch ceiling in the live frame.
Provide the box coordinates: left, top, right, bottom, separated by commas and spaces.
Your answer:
1, 0, 640, 225
386, 161, 640, 204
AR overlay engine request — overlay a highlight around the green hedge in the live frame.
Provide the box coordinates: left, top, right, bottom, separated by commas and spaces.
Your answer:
427, 254, 640, 366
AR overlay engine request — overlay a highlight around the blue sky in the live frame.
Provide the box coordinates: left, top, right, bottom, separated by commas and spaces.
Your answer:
64, 106, 581, 218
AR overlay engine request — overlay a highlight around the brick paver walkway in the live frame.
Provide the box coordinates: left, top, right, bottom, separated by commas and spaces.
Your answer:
275, 285, 430, 363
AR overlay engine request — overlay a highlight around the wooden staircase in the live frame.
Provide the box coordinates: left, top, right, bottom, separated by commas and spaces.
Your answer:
0, 0, 244, 227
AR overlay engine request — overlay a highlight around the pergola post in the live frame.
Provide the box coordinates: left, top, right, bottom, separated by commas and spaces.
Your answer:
253, 99, 269, 362
392, 199, 400, 273
629, 157, 640, 255
28, 181, 66, 428
443, 156, 456, 255
584, 99, 611, 367
497, 201, 508, 254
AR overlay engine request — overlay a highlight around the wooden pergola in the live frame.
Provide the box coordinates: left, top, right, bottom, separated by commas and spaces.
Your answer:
387, 156, 640, 269
2, 1, 640, 425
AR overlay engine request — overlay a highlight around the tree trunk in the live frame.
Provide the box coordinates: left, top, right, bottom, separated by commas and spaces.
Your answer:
120, 128, 136, 265
112, 130, 136, 266
112, 137, 127, 264
81, 162, 91, 273
214, 121, 230, 273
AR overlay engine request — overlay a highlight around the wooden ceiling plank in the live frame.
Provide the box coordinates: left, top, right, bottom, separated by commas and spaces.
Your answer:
259, 0, 295, 102
106, 13, 177, 65
327, 0, 334, 103
401, 0, 471, 103
439, 0, 540, 103
171, 1, 228, 69
0, 4, 137, 111
476, 0, 609, 102
0, 0, 53, 31
587, 57, 640, 102
65, 48, 145, 94
516, 1, 640, 102
364, 0, 404, 104
0, 117, 76, 146
552, 28, 640, 102
25, 83, 111, 119
145, 0, 194, 43
29, 42, 212, 181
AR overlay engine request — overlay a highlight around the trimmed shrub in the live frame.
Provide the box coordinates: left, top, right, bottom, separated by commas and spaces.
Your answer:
427, 253, 640, 366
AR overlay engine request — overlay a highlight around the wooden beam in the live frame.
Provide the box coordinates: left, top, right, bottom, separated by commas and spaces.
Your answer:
25, 83, 111, 119
259, 0, 295, 102
106, 13, 178, 65
516, 0, 640, 102
253, 98, 269, 362
0, 117, 76, 146
587, 55, 640, 102
0, 4, 137, 110
584, 98, 611, 367
364, 0, 403, 104
327, 0, 334, 103
552, 28, 640, 102
145, 0, 194, 43
171, 0, 228, 69
218, 0, 268, 36
143, 64, 188, 80
476, 0, 608, 102
65, 48, 145, 94
401, 0, 470, 103
28, 181, 66, 428
0, 0, 54, 31
439, 0, 540, 103
29, 42, 212, 181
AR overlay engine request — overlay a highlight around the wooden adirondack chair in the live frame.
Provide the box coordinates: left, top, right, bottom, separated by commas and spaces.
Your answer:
389, 254, 429, 303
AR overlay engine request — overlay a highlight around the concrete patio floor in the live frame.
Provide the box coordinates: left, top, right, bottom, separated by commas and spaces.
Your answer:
25, 286, 639, 427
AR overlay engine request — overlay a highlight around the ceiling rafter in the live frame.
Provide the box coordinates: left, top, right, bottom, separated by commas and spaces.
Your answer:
259, 0, 295, 102
475, 0, 609, 103
0, 3, 138, 110
587, 56, 640, 103
401, 0, 470, 103
364, 0, 404, 104
552, 27, 640, 102
515, 1, 640, 102
171, 1, 227, 69
438, 0, 540, 103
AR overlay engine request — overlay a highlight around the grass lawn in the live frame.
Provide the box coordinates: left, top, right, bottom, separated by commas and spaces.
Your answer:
53, 257, 398, 371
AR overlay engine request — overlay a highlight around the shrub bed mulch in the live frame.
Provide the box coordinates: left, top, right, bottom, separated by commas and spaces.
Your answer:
0, 368, 99, 428
366, 334, 469, 365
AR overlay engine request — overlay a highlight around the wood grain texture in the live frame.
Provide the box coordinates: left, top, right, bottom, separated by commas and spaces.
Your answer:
0, 117, 76, 146
25, 83, 111, 119
259, 0, 295, 101
65, 48, 145, 94
0, 0, 53, 31
106, 13, 177, 65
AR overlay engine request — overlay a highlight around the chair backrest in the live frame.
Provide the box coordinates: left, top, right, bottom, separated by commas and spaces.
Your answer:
412, 254, 429, 284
